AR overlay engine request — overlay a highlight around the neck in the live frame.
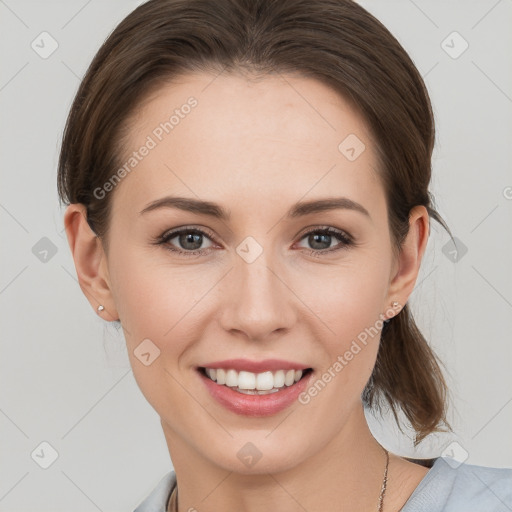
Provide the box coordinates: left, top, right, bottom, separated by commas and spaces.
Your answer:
162, 405, 390, 512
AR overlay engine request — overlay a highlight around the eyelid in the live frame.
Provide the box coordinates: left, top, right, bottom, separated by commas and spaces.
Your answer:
297, 225, 353, 242
294, 225, 354, 254
159, 225, 218, 243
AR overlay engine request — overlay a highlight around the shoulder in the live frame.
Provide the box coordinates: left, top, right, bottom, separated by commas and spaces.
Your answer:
133, 470, 176, 512
401, 457, 512, 512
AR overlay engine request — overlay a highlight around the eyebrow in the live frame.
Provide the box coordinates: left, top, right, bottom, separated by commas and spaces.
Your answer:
139, 195, 370, 220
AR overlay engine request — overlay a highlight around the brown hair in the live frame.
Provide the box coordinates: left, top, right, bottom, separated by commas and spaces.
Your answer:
57, 0, 452, 444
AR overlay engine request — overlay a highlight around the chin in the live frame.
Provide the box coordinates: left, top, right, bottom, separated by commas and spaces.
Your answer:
204, 437, 310, 476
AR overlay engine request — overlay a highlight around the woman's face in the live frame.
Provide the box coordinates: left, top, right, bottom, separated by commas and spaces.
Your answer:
96, 71, 416, 473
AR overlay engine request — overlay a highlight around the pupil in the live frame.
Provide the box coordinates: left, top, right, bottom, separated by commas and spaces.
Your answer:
310, 233, 330, 250
180, 232, 202, 250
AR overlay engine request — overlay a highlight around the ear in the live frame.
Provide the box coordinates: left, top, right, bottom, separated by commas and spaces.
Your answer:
63, 204, 119, 322
385, 205, 430, 317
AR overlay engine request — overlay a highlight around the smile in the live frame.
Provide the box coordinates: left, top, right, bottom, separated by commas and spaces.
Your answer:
198, 366, 314, 416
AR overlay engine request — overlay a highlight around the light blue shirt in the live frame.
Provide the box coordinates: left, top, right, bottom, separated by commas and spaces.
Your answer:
133, 457, 512, 511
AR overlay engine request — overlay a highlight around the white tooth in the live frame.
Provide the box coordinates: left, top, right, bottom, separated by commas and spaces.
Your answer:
237, 388, 281, 395
284, 369, 295, 386
236, 388, 256, 395
209, 367, 305, 389
273, 370, 285, 388
216, 368, 226, 385
238, 371, 256, 389
225, 369, 238, 387
256, 371, 274, 390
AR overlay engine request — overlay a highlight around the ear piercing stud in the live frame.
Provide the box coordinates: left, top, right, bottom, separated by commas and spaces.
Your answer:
97, 305, 105, 312
384, 301, 401, 324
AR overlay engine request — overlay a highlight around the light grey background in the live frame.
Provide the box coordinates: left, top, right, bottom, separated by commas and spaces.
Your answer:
1, 0, 511, 510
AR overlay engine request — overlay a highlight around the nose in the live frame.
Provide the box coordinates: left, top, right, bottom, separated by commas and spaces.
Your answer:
218, 248, 297, 342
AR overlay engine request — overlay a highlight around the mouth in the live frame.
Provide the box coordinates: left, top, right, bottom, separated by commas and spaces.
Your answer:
197, 366, 314, 395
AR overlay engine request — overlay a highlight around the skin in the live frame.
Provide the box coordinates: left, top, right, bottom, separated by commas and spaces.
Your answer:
65, 71, 431, 511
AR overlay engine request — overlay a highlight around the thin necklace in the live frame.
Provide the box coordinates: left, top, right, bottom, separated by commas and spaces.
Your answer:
167, 447, 390, 512
378, 447, 390, 512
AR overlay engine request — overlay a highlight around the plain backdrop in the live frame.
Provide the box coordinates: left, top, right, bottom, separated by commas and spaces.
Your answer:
0, 0, 511, 510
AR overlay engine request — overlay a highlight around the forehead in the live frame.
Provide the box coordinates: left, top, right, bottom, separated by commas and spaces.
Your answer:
113, 71, 383, 217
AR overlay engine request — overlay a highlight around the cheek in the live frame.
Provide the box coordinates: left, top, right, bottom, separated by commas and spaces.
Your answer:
293, 252, 390, 342
108, 249, 222, 397
110, 247, 201, 340
294, 267, 386, 431
109, 251, 203, 409
291, 253, 389, 404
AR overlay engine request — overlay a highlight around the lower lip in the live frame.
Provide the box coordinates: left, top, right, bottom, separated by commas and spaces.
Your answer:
198, 369, 313, 417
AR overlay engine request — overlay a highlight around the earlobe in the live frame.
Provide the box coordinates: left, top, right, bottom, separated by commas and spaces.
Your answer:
63, 204, 119, 321
386, 205, 430, 309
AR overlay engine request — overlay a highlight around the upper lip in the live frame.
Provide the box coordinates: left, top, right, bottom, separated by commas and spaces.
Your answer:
199, 359, 311, 373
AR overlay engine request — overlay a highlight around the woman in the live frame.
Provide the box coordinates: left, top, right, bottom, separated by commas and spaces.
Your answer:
57, 0, 512, 510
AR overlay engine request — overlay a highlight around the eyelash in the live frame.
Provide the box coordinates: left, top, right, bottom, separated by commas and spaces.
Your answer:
152, 225, 354, 258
